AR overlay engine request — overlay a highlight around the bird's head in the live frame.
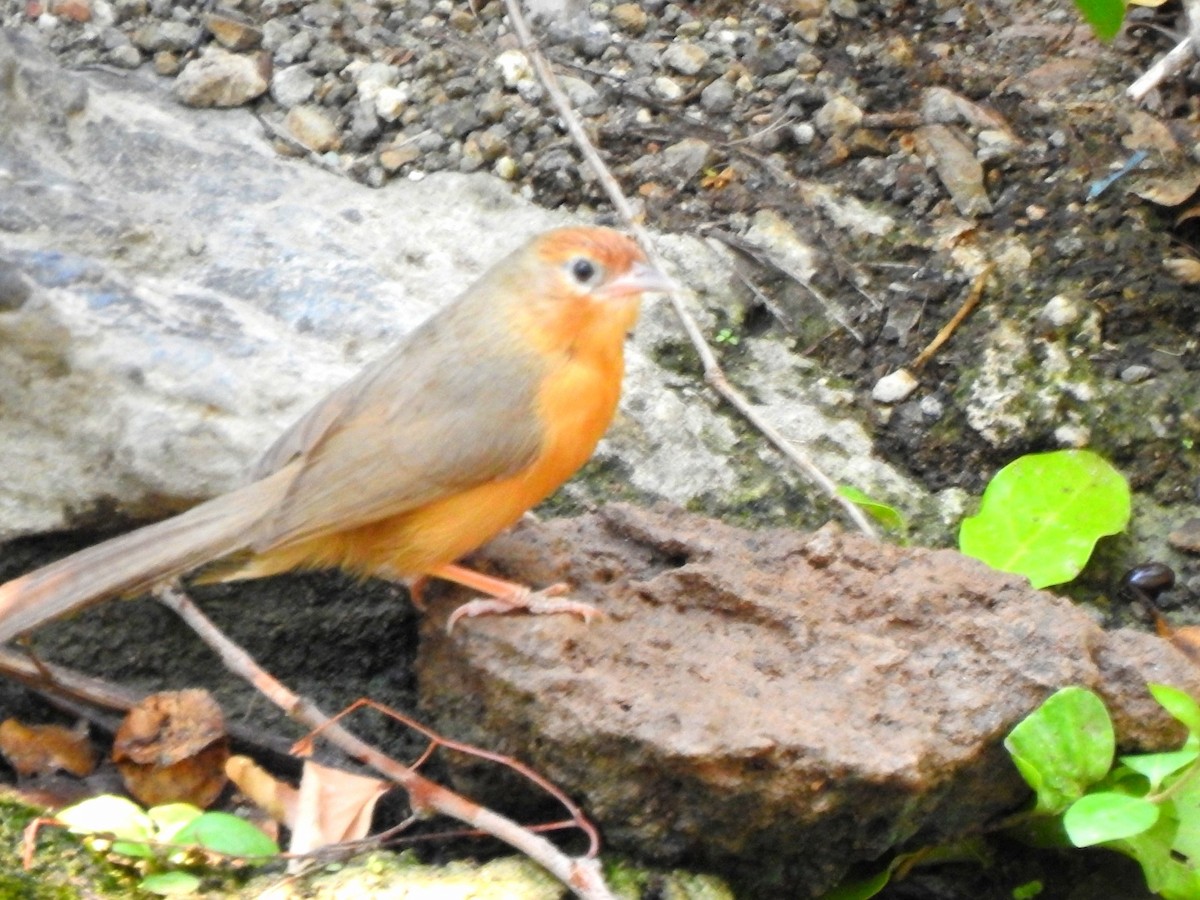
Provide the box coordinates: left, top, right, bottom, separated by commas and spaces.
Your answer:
498, 226, 673, 359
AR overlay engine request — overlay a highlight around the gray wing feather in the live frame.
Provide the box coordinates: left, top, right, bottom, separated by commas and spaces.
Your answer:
249, 291, 545, 551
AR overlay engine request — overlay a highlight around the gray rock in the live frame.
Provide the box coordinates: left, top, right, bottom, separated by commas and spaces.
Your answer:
699, 77, 735, 113
131, 20, 200, 53
660, 136, 713, 183
269, 64, 316, 108
284, 104, 340, 152
913, 124, 993, 217
174, 47, 268, 108
661, 40, 709, 76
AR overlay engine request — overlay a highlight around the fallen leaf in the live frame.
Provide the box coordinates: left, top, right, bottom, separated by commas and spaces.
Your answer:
288, 761, 390, 861
1163, 258, 1200, 285
0, 719, 96, 778
113, 690, 229, 808
1130, 170, 1200, 207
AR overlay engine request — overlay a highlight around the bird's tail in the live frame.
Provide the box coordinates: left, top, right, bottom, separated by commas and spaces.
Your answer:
0, 467, 296, 644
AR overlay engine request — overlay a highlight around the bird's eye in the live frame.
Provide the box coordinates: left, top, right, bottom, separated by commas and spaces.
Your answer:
567, 256, 600, 286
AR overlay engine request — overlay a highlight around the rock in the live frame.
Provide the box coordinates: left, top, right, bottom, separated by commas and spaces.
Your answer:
872, 368, 919, 403
662, 41, 709, 76
174, 47, 269, 108
203, 10, 263, 51
1120, 364, 1154, 384
1169, 518, 1200, 554
131, 20, 201, 53
269, 64, 315, 108
418, 505, 1200, 896
813, 94, 863, 136
912, 124, 992, 217
610, 2, 649, 34
660, 137, 713, 183
374, 85, 409, 122
700, 77, 734, 114
650, 75, 683, 101
284, 104, 340, 153
49, 0, 91, 22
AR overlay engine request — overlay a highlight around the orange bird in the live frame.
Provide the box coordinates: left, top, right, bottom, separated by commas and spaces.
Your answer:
0, 226, 672, 641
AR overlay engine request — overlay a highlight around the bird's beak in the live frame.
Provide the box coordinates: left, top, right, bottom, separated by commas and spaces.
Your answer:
600, 260, 677, 300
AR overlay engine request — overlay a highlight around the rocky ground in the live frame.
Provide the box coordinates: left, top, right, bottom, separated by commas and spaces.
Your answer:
2, 0, 1200, 897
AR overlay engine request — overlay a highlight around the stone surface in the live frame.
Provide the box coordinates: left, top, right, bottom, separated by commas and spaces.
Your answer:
418, 505, 1200, 895
174, 46, 268, 108
0, 30, 933, 542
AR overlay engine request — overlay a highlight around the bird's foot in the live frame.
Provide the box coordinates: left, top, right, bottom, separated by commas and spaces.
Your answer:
446, 582, 600, 631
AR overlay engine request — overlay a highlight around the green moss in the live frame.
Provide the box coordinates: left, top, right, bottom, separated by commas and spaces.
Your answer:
0, 794, 143, 898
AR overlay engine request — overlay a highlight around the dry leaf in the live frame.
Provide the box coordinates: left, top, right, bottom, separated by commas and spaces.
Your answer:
1175, 203, 1200, 226
700, 166, 736, 190
113, 690, 229, 808
0, 719, 96, 778
1163, 258, 1200, 285
1130, 170, 1200, 207
289, 761, 390, 859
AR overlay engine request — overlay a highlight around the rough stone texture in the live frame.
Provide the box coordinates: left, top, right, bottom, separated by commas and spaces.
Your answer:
0, 30, 939, 542
417, 505, 1200, 896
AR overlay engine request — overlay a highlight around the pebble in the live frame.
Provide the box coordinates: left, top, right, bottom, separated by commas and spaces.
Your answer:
913, 124, 992, 217
660, 137, 713, 182
270, 64, 316, 107
1119, 365, 1154, 384
872, 369, 920, 404
174, 47, 268, 108
700, 77, 735, 113
651, 76, 684, 101
611, 2, 648, 33
204, 11, 262, 51
285, 104, 341, 152
662, 41, 709, 76
813, 95, 863, 136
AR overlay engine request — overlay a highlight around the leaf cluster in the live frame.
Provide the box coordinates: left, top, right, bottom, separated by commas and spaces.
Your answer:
1005, 685, 1200, 899
55, 795, 278, 896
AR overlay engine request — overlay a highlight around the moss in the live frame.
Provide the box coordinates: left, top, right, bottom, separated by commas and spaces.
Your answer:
0, 794, 143, 898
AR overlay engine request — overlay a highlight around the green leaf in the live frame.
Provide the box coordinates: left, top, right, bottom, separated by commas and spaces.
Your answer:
836, 486, 907, 534
1149, 684, 1200, 738
1120, 748, 1199, 792
1071, 0, 1126, 41
1011, 881, 1043, 900
1005, 687, 1114, 813
139, 871, 202, 896
820, 868, 890, 900
148, 803, 204, 845
57, 794, 158, 857
1116, 814, 1200, 899
959, 450, 1130, 588
1065, 792, 1160, 846
173, 812, 278, 860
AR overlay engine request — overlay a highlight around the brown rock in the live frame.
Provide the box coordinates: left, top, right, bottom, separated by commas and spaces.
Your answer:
418, 505, 1200, 895
204, 10, 263, 52
174, 47, 269, 108
913, 123, 993, 217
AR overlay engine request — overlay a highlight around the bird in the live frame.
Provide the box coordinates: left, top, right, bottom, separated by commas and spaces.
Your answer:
0, 226, 673, 642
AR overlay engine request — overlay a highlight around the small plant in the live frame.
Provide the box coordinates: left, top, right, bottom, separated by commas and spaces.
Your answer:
958, 449, 1130, 588
1005, 685, 1200, 899
1072, 0, 1168, 42
837, 485, 908, 539
714, 327, 739, 345
52, 795, 278, 895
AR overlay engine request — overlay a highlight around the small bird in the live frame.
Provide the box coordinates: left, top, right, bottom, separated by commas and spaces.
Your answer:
0, 226, 672, 642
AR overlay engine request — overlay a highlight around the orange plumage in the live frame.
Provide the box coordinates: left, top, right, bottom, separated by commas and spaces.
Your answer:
0, 226, 672, 640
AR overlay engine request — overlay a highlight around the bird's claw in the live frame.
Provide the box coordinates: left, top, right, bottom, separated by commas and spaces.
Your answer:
446, 582, 601, 632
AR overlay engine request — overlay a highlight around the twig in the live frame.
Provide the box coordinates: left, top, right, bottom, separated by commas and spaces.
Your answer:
1124, 0, 1200, 102
153, 584, 614, 900
910, 264, 993, 372
501, 0, 878, 539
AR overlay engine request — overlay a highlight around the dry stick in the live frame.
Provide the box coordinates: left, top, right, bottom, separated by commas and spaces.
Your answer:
501, 0, 878, 540
1129, 0, 1200, 102
152, 584, 613, 900
909, 264, 993, 373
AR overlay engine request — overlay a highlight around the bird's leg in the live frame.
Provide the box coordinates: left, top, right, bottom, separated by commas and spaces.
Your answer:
427, 563, 601, 631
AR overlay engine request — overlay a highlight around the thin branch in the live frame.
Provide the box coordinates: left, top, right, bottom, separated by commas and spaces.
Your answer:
910, 263, 992, 372
502, 0, 878, 539
152, 584, 614, 900
1128, 35, 1194, 103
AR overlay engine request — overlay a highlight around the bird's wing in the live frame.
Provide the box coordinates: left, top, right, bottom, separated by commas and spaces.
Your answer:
249, 300, 545, 551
